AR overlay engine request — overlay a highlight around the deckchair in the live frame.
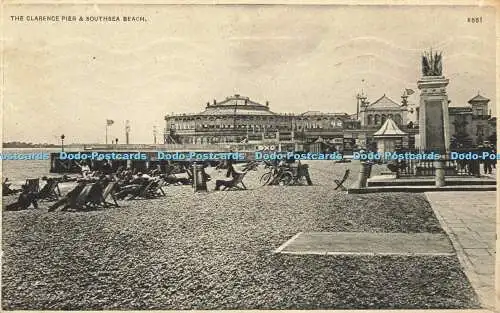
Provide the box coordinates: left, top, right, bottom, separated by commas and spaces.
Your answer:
221, 170, 249, 191
334, 169, 350, 191
25, 178, 40, 193
73, 183, 103, 210
37, 179, 61, 201
100, 181, 119, 207
128, 179, 165, 200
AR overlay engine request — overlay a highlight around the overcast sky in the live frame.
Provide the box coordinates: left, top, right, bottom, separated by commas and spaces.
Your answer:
3, 4, 495, 144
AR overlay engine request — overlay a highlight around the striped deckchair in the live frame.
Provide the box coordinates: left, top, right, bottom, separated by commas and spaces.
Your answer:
25, 178, 40, 193
37, 179, 61, 201
128, 179, 166, 200
100, 181, 119, 207
73, 183, 103, 210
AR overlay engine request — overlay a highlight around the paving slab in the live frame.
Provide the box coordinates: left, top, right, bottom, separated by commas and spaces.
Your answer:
274, 232, 455, 256
348, 185, 496, 193
368, 176, 496, 187
464, 248, 493, 256
425, 191, 496, 310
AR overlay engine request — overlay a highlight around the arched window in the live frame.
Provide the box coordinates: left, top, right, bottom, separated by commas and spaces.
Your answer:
381, 114, 387, 124
367, 115, 373, 125
374, 114, 381, 125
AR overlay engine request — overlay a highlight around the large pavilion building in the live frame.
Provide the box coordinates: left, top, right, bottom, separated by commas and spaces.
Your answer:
164, 94, 357, 148
164, 92, 495, 152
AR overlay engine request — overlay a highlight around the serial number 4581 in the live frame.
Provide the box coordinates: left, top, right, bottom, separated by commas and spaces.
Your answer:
467, 17, 483, 23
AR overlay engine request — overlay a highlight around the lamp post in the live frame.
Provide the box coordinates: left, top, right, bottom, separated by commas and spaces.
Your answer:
356, 93, 361, 120
125, 120, 130, 145
60, 134, 65, 152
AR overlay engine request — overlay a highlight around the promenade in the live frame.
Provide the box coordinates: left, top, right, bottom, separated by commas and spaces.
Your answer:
1, 161, 486, 309
426, 191, 497, 310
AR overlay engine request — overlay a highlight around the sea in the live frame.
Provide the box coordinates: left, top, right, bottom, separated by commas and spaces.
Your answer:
2, 148, 64, 187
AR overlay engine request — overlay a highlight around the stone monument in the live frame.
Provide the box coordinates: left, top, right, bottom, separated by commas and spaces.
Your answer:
417, 50, 449, 186
417, 50, 450, 154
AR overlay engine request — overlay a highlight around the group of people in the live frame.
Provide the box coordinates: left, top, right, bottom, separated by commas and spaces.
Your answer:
4, 157, 292, 211
4, 160, 214, 212
4, 176, 61, 211
48, 163, 192, 211
479, 142, 496, 175
452, 143, 496, 175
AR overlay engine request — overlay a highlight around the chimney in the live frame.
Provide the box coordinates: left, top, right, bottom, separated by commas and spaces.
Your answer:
213, 99, 216, 105
266, 101, 269, 107
207, 102, 210, 107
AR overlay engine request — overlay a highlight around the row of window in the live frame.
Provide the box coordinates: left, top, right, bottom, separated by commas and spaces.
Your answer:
169, 121, 346, 130
366, 114, 402, 125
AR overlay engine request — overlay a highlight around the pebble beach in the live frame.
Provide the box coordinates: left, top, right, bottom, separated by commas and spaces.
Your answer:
2, 161, 480, 309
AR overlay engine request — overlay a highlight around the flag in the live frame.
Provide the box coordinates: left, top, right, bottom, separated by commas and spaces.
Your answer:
106, 119, 114, 126
405, 88, 415, 96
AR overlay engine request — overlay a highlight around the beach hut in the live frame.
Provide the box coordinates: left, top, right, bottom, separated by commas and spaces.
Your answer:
373, 118, 408, 159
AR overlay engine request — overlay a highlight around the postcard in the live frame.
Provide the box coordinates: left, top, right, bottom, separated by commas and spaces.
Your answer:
1, 1, 497, 311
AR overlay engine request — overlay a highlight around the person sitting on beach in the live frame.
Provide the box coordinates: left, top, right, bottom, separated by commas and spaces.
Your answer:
5, 184, 38, 211
2, 178, 21, 196
36, 176, 56, 196
80, 170, 104, 182
149, 165, 163, 177
138, 172, 152, 180
159, 165, 191, 185
115, 168, 130, 181
99, 161, 113, 175
214, 163, 247, 191
48, 181, 87, 212
75, 161, 91, 178
57, 174, 78, 182
161, 174, 191, 185
214, 172, 240, 191
114, 172, 151, 199
81, 163, 91, 177
96, 174, 114, 189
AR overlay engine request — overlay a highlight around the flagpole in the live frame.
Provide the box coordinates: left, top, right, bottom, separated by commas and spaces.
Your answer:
106, 124, 108, 144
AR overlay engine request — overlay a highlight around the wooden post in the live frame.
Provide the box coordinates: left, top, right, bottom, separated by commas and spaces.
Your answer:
192, 163, 207, 192
355, 161, 371, 188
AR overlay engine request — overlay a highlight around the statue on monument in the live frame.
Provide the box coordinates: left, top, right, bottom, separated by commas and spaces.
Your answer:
421, 50, 443, 76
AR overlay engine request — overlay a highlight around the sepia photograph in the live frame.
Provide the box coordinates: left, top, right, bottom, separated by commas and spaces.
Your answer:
1, 2, 497, 311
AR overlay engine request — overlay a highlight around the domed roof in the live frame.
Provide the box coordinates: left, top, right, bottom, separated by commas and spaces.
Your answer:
199, 94, 276, 116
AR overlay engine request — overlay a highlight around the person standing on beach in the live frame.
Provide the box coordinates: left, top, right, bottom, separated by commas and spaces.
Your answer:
226, 151, 236, 178
484, 143, 494, 174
